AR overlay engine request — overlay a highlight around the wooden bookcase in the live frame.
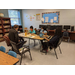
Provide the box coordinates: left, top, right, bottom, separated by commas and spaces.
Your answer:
0, 17, 11, 42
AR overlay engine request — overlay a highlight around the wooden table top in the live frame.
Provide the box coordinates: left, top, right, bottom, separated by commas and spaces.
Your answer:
19, 33, 44, 40
0, 51, 19, 65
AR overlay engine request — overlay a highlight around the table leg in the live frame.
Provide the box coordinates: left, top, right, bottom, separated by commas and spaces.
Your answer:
29, 38, 30, 46
40, 40, 42, 51
34, 40, 35, 46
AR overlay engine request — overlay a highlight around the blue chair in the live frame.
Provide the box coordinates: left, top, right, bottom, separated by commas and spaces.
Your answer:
8, 51, 17, 58
0, 46, 6, 52
8, 51, 17, 65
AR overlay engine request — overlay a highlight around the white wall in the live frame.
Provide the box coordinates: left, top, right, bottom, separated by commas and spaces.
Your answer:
22, 9, 75, 30
0, 9, 9, 17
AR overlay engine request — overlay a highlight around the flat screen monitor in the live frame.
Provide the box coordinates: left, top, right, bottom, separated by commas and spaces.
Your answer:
57, 25, 62, 29
39, 25, 47, 29
64, 25, 70, 30
71, 26, 74, 31
50, 26, 55, 30
47, 25, 51, 30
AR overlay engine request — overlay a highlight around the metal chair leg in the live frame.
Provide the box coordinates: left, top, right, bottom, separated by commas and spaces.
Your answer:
59, 46, 62, 54
24, 53, 25, 57
45, 51, 47, 55
29, 51, 32, 60
54, 48, 58, 59
20, 54, 23, 65
40, 42, 42, 52
68, 37, 70, 42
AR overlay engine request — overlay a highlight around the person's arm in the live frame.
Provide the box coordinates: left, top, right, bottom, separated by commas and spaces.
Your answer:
42, 32, 47, 35
42, 31, 47, 35
44, 37, 49, 41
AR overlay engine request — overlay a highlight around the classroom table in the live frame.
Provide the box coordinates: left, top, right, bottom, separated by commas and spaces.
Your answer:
19, 33, 44, 50
19, 33, 44, 40
19, 33, 53, 51
19, 33, 44, 44
0, 51, 19, 65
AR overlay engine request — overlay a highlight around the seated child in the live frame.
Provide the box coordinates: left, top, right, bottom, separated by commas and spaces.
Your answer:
29, 26, 35, 34
41, 35, 51, 53
34, 28, 37, 34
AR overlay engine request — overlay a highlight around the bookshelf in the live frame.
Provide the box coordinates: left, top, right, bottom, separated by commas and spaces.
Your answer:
0, 17, 11, 42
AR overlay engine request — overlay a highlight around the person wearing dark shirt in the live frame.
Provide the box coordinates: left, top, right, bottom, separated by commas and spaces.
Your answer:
9, 25, 19, 43
9, 25, 26, 49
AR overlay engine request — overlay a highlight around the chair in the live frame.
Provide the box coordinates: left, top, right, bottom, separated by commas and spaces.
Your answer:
63, 31, 70, 42
8, 51, 17, 58
0, 46, 6, 52
3, 35, 12, 51
50, 37, 62, 59
3, 35, 11, 46
10, 40, 32, 65
42, 36, 62, 59
8, 51, 17, 65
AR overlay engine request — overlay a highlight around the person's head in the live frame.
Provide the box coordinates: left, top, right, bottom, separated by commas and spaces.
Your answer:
43, 26, 46, 30
34, 28, 37, 31
30, 26, 33, 31
55, 27, 62, 36
13, 25, 19, 31
41, 27, 43, 29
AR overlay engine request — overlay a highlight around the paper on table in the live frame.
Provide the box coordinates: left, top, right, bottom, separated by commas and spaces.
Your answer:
31, 36, 35, 38
45, 17, 48, 22
50, 19, 53, 23
54, 17, 57, 21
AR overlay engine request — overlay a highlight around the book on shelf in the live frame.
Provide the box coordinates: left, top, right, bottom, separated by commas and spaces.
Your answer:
0, 30, 2, 32
4, 29, 10, 32
5, 33, 9, 36
0, 26, 2, 28
3, 20, 9, 23
4, 25, 10, 28
0, 34, 3, 37
0, 38, 3, 41
0, 21, 1, 23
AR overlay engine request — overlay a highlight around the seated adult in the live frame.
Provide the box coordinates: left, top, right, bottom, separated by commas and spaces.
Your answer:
29, 26, 35, 34
9, 25, 26, 49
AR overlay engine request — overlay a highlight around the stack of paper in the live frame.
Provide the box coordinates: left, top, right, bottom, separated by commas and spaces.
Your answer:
30, 36, 35, 38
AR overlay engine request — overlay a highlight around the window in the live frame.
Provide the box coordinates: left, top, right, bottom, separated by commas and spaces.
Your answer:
8, 10, 21, 26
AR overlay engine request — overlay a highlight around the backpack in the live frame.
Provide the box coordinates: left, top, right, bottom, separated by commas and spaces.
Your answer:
63, 31, 69, 37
